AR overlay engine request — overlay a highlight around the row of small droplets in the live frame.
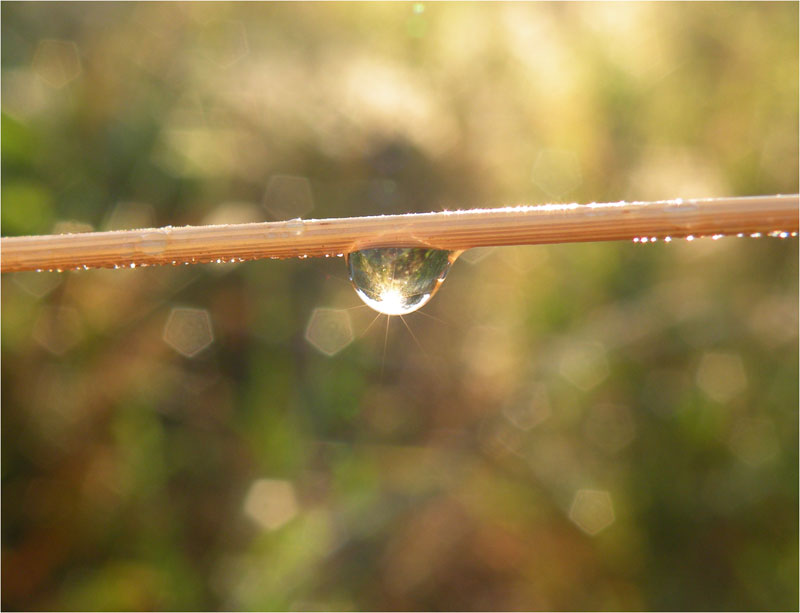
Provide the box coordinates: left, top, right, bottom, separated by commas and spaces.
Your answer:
633, 230, 797, 243
34, 252, 347, 273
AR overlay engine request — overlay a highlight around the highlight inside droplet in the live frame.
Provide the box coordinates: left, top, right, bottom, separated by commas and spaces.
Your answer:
346, 247, 456, 315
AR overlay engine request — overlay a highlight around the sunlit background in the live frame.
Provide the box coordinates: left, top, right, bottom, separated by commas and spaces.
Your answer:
2, 2, 798, 610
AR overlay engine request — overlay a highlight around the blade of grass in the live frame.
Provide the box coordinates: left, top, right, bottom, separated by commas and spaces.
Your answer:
1, 195, 797, 273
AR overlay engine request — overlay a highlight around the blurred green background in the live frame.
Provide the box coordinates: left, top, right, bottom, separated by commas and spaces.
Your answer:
2, 2, 798, 610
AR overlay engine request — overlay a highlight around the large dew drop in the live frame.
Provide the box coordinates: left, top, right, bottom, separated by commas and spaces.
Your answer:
346, 247, 456, 315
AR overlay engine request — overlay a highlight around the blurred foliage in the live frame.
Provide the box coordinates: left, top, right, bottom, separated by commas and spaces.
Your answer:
2, 2, 798, 611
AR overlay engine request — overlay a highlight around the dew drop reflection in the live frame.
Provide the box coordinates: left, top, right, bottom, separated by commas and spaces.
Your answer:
346, 247, 456, 315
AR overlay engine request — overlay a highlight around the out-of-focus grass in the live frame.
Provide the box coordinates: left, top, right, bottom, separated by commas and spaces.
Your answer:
2, 3, 797, 611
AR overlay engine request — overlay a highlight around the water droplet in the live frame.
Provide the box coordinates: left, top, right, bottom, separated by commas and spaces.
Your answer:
750, 232, 762, 238
286, 219, 305, 236
664, 236, 672, 242
137, 231, 168, 256
665, 199, 698, 212
346, 246, 456, 315
686, 235, 695, 241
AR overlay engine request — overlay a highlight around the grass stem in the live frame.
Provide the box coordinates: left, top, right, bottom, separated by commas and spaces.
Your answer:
1, 195, 797, 273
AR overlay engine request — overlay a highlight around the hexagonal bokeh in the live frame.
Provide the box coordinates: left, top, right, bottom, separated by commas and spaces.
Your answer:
569, 489, 615, 535
263, 174, 315, 221
531, 148, 582, 199
460, 247, 496, 266
163, 307, 214, 357
503, 383, 551, 430
243, 479, 298, 531
103, 201, 155, 231
559, 342, 610, 391
696, 351, 747, 403
32, 306, 84, 355
52, 220, 93, 234
304, 308, 354, 357
32, 39, 82, 88
13, 271, 62, 298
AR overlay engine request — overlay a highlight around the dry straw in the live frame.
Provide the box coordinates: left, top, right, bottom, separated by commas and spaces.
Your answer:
1, 195, 797, 273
